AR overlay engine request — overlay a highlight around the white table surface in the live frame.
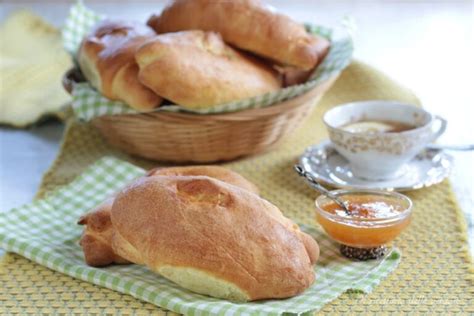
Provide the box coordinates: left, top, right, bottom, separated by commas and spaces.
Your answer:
1, 1, 473, 256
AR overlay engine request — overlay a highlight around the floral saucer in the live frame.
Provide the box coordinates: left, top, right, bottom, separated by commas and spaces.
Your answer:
299, 141, 453, 191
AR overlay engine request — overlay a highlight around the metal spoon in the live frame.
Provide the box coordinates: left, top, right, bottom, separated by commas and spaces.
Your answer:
294, 165, 351, 215
426, 143, 474, 151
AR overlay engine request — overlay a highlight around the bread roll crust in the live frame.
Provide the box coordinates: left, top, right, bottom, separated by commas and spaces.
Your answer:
78, 166, 259, 267
135, 30, 281, 109
147, 165, 259, 194
78, 20, 162, 110
77, 198, 129, 266
148, 0, 330, 70
111, 176, 318, 301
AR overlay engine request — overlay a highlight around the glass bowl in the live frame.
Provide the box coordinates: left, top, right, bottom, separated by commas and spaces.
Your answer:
315, 189, 412, 249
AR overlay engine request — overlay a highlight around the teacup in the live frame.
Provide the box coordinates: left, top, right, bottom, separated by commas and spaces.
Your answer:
323, 100, 447, 180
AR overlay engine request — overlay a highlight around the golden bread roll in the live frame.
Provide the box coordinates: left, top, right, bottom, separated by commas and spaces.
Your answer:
77, 20, 162, 111
78, 166, 259, 267
135, 30, 281, 109
77, 198, 129, 266
279, 67, 314, 87
111, 175, 319, 301
147, 0, 330, 70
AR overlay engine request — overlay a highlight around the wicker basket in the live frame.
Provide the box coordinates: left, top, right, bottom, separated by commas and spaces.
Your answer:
63, 69, 337, 163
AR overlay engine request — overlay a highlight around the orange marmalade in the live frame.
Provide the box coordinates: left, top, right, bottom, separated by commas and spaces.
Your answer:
315, 192, 412, 248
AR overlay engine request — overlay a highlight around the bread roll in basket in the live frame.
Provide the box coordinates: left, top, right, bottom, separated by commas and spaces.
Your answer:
63, 0, 346, 163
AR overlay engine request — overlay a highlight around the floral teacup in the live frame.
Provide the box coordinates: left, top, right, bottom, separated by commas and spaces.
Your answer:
323, 100, 447, 180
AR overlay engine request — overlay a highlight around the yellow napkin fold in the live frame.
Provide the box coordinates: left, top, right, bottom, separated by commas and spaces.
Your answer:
0, 10, 72, 127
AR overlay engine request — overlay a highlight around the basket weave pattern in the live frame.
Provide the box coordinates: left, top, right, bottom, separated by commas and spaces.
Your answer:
89, 77, 336, 162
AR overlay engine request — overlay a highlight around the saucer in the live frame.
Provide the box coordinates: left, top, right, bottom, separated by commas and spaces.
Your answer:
299, 141, 453, 191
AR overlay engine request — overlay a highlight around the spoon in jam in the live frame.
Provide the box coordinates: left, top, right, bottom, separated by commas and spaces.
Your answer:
294, 165, 351, 215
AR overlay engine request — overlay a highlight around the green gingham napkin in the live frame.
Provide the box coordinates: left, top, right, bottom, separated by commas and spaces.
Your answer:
62, 1, 354, 121
0, 157, 400, 315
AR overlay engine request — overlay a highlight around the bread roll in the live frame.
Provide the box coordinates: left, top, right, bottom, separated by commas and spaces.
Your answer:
78, 166, 259, 267
77, 198, 129, 266
77, 20, 162, 110
279, 67, 314, 87
147, 0, 330, 70
111, 175, 319, 301
135, 30, 281, 109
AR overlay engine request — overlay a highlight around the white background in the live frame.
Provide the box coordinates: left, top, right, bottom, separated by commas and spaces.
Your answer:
0, 0, 473, 254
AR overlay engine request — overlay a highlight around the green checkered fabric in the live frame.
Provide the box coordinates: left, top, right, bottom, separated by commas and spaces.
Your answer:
0, 157, 400, 315
63, 0, 104, 55
62, 2, 354, 121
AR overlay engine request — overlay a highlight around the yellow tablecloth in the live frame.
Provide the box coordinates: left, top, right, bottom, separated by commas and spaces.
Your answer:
1, 61, 473, 315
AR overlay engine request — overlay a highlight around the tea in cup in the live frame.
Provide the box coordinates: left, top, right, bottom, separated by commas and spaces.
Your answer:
323, 100, 447, 180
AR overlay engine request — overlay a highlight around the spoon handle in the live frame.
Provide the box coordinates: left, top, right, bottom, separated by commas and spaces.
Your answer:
294, 165, 350, 214
427, 143, 474, 151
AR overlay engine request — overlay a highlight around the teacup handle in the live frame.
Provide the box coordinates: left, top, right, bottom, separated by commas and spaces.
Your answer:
430, 115, 447, 142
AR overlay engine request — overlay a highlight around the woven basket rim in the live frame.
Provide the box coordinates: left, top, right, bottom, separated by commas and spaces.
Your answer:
63, 68, 338, 120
